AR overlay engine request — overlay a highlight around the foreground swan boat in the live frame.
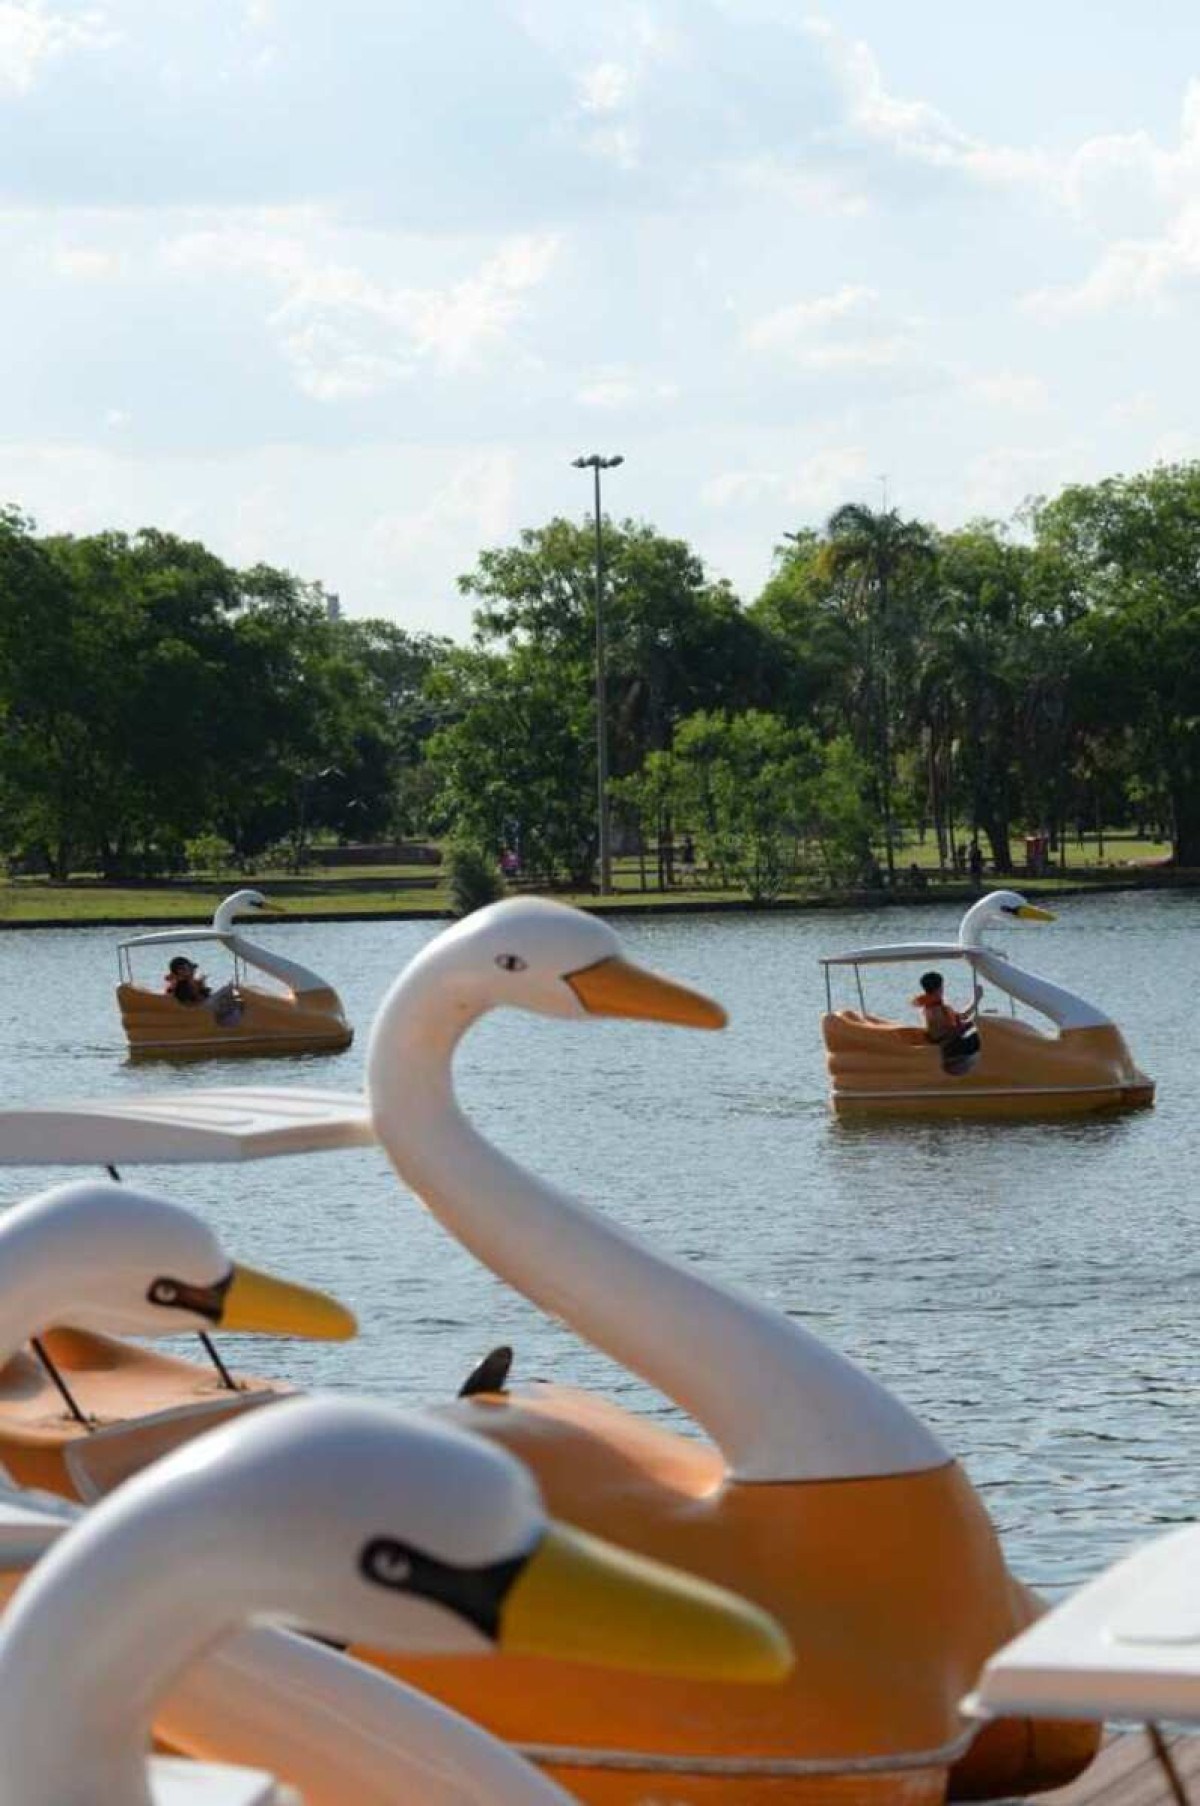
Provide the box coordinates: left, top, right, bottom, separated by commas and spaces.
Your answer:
0, 1396, 789, 1806
821, 890, 1154, 1118
117, 890, 353, 1059
0, 901, 1100, 1804
0, 1178, 354, 1495
0, 1481, 589, 1806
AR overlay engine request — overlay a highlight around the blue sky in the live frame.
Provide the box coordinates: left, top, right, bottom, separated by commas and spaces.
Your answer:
2, 0, 1198, 637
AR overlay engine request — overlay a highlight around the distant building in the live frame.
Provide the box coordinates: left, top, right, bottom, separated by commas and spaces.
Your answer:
325, 590, 342, 621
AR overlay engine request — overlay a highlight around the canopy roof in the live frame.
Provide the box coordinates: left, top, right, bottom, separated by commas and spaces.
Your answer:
821, 942, 978, 967
118, 928, 230, 952
969, 1522, 1200, 1724
0, 1088, 372, 1166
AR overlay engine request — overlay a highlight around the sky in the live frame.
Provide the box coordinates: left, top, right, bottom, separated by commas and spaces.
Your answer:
2, 0, 1199, 639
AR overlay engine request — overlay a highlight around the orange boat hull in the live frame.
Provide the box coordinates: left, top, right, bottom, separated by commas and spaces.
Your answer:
360, 1386, 1097, 1804
823, 1013, 1154, 1118
117, 984, 353, 1060
0, 1327, 288, 1498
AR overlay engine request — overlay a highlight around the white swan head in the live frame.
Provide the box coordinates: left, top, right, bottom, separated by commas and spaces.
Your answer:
73, 1394, 792, 1677
387, 898, 726, 1031
960, 889, 1056, 949
3, 1179, 356, 1342
213, 890, 284, 934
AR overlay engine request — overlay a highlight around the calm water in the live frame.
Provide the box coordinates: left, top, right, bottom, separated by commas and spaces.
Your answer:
0, 892, 1195, 1595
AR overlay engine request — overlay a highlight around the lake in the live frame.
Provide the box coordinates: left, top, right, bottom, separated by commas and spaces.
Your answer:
0, 889, 1194, 1596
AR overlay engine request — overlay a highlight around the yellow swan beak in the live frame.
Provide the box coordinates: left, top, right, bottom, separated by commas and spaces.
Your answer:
500, 1522, 791, 1683
219, 1263, 357, 1340
1016, 904, 1056, 922
566, 956, 727, 1030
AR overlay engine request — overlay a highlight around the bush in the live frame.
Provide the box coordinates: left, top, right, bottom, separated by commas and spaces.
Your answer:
185, 832, 235, 876
446, 841, 505, 918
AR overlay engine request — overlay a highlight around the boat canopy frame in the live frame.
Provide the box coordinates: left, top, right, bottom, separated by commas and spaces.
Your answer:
117, 930, 250, 993
820, 945, 984, 1016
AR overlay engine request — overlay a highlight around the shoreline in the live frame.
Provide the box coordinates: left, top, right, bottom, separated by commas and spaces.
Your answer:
2, 872, 1194, 931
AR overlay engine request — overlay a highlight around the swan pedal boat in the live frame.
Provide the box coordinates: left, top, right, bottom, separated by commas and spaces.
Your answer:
0, 1397, 789, 1806
821, 891, 1154, 1118
0, 899, 1103, 1806
0, 1176, 354, 1497
117, 891, 353, 1059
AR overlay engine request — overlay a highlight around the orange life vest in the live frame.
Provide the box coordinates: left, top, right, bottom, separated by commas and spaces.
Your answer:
912, 993, 964, 1040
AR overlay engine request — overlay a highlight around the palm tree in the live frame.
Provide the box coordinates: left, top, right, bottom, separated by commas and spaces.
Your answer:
819, 505, 936, 878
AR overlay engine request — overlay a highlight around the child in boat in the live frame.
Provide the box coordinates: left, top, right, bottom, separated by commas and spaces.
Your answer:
912, 971, 971, 1043
165, 956, 211, 1005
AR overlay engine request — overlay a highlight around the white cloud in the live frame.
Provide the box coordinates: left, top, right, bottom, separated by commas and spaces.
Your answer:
1108, 390, 1156, 424
1147, 428, 1199, 465
1024, 201, 1200, 316
577, 59, 635, 114
805, 20, 1200, 319
50, 243, 124, 280
575, 369, 679, 409
162, 219, 561, 398
961, 443, 1087, 518
580, 121, 640, 169
804, 16, 1047, 186
367, 452, 517, 563
743, 284, 877, 348
726, 155, 869, 218
968, 372, 1049, 412
0, 2, 115, 95
704, 448, 870, 516
741, 284, 913, 372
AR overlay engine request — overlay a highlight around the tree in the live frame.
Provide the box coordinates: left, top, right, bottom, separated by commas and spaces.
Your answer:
818, 505, 937, 878
425, 649, 595, 883
750, 531, 860, 732
462, 515, 782, 770
1034, 465, 1200, 864
916, 525, 1035, 874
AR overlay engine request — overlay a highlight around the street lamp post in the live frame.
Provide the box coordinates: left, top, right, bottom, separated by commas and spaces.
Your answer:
572, 452, 624, 895
294, 765, 343, 873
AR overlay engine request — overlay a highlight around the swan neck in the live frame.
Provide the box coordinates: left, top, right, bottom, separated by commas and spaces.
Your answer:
0, 1221, 94, 1374
224, 931, 334, 998
0, 1479, 249, 1806
369, 949, 946, 1484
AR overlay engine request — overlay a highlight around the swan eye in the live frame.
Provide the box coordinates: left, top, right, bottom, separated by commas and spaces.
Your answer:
495, 954, 527, 973
358, 1534, 529, 1637
146, 1269, 232, 1322
361, 1539, 413, 1589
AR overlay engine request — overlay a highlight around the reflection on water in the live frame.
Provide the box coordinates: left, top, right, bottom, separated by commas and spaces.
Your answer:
0, 891, 1196, 1594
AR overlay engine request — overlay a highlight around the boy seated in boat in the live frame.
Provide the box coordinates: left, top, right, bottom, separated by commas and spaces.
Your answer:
164, 956, 211, 1005
912, 971, 982, 1076
911, 971, 969, 1044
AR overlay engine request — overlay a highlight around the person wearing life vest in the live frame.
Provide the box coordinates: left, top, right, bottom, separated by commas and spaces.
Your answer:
912, 970, 972, 1044
164, 956, 211, 1006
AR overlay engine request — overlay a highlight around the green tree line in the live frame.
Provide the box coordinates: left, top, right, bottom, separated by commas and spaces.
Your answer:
1, 460, 1198, 891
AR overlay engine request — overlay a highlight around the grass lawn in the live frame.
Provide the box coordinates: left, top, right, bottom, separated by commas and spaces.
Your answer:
895, 832, 1172, 874
0, 830, 1182, 926
0, 881, 450, 924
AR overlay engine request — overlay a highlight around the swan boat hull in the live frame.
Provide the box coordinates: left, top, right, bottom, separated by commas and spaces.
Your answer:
362, 1386, 1097, 1806
0, 1327, 285, 1497
117, 984, 353, 1060
823, 1013, 1155, 1118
